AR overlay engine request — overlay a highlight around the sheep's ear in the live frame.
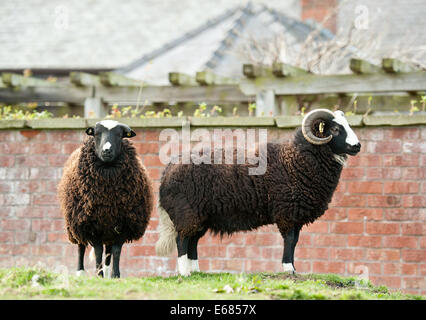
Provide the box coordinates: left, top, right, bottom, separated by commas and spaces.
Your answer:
86, 127, 95, 136
124, 130, 136, 138
120, 124, 136, 138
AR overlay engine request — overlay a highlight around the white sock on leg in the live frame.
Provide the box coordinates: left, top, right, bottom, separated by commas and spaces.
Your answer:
177, 254, 191, 276
189, 259, 200, 272
103, 264, 112, 278
283, 263, 295, 273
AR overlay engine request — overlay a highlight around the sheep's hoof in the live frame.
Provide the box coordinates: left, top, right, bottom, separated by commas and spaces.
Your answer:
177, 254, 192, 277
76, 270, 86, 277
103, 264, 112, 279
189, 259, 200, 273
282, 263, 296, 274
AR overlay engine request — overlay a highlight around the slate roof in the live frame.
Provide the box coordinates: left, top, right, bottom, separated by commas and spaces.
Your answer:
6, 1, 421, 83
121, 2, 334, 84
0, 0, 300, 70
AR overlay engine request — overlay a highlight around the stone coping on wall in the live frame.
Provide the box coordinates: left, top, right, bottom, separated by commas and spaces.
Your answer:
0, 115, 426, 129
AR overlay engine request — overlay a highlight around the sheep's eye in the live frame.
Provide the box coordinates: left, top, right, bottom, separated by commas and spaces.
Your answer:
331, 127, 340, 134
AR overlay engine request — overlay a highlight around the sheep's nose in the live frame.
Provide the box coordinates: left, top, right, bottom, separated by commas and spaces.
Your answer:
354, 143, 361, 151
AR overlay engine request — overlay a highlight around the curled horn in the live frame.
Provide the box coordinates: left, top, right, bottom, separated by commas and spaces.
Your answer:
301, 108, 335, 145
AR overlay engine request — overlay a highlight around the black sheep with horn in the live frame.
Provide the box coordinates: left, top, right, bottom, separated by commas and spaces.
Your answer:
156, 109, 361, 275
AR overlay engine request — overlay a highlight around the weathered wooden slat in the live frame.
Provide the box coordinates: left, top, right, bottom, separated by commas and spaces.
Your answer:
0, 84, 251, 104
0, 86, 92, 104
243, 64, 273, 78
99, 72, 144, 87
382, 58, 420, 73
195, 70, 236, 85
70, 72, 101, 86
168, 72, 197, 86
295, 93, 425, 114
96, 85, 252, 104
350, 58, 382, 74
272, 62, 308, 77
1, 72, 59, 87
0, 78, 6, 88
239, 72, 426, 95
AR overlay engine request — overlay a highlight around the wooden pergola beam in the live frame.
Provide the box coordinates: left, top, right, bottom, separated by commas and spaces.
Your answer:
0, 86, 92, 104
70, 72, 101, 86
382, 58, 421, 73
0, 83, 252, 104
99, 72, 145, 87
96, 84, 251, 104
272, 62, 309, 77
195, 70, 236, 85
350, 58, 383, 74
168, 72, 197, 86
243, 64, 273, 78
1, 73, 59, 87
240, 72, 426, 95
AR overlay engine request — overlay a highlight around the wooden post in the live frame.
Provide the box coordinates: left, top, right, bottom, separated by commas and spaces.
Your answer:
255, 89, 277, 116
84, 97, 107, 118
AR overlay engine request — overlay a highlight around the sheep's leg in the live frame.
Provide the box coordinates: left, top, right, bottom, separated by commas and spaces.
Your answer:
76, 244, 86, 276
111, 242, 123, 278
103, 245, 112, 278
282, 225, 302, 274
93, 243, 104, 277
187, 231, 206, 273
290, 225, 301, 270
176, 234, 191, 276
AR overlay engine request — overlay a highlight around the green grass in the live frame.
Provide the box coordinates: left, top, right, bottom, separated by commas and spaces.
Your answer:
0, 267, 423, 300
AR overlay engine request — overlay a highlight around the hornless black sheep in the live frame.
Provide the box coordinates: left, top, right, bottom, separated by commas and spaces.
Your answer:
156, 109, 361, 276
58, 120, 154, 278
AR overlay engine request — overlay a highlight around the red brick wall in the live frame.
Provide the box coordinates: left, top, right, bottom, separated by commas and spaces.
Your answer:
0, 126, 425, 295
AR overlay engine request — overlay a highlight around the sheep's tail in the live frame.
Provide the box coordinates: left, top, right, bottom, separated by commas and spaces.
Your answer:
155, 205, 177, 256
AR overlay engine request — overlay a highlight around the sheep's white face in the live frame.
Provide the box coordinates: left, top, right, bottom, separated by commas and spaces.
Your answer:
327, 111, 361, 156
85, 120, 136, 163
